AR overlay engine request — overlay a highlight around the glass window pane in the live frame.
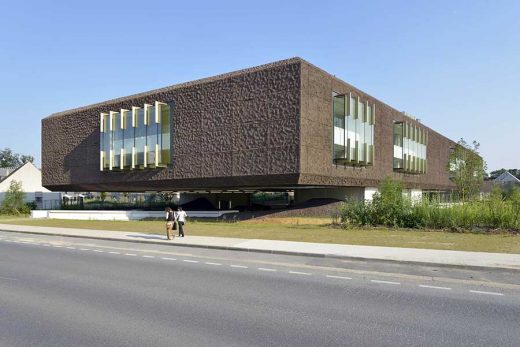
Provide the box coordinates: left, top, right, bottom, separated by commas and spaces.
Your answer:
112, 112, 122, 170
160, 103, 171, 165
135, 108, 146, 168
146, 104, 158, 167
122, 110, 133, 168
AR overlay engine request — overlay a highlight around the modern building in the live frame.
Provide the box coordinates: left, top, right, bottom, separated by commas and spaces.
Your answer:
42, 58, 456, 207
0, 162, 62, 209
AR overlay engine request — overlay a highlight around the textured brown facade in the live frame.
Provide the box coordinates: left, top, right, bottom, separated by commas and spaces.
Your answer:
299, 60, 456, 190
42, 58, 456, 192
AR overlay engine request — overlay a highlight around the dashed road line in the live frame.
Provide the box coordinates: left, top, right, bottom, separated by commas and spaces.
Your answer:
125, 253, 137, 256
205, 262, 222, 266
109, 251, 121, 255
289, 271, 311, 276
52, 245, 63, 248
469, 290, 504, 296
161, 257, 176, 261
258, 268, 277, 272
79, 248, 90, 251
371, 280, 401, 285
93, 250, 104, 253
419, 285, 452, 291
230, 265, 248, 268
326, 275, 353, 280
66, 246, 76, 250
142, 255, 155, 259
183, 259, 199, 263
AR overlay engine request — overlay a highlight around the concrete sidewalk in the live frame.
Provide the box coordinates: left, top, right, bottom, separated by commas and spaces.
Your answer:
1, 223, 519, 270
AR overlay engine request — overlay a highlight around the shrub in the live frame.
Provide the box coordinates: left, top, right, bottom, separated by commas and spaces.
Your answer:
1, 180, 27, 215
339, 178, 520, 232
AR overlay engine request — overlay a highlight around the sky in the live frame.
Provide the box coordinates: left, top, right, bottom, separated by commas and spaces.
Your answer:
0, 0, 518, 171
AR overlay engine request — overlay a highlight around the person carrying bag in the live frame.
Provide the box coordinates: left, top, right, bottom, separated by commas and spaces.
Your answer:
165, 207, 175, 240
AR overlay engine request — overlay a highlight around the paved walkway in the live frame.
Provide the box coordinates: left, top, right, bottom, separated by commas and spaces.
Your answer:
1, 223, 519, 270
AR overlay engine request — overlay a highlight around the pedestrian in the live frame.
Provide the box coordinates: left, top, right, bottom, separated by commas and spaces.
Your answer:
175, 207, 187, 237
165, 207, 175, 240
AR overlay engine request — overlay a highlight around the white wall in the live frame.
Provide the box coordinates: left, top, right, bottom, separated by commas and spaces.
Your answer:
31, 210, 239, 220
364, 187, 379, 201
0, 163, 61, 207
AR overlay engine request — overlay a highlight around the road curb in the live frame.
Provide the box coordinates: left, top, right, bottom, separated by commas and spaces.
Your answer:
1, 228, 519, 271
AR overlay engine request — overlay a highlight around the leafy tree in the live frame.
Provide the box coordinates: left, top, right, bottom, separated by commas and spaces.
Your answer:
99, 192, 107, 203
0, 148, 34, 167
448, 139, 487, 202
1, 180, 26, 215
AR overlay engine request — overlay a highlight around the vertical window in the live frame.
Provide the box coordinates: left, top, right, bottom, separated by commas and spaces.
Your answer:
333, 95, 346, 160
135, 107, 146, 168
100, 101, 171, 171
393, 122, 404, 169
394, 121, 427, 173
160, 103, 171, 165
122, 109, 133, 169
145, 103, 158, 167
112, 111, 122, 170
332, 94, 375, 166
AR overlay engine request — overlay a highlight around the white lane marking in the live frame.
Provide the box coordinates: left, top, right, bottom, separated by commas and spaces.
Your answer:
79, 248, 90, 251
142, 255, 155, 259
469, 290, 504, 296
66, 247, 76, 250
161, 257, 176, 261
4, 240, 12, 242
93, 250, 104, 253
12, 240, 21, 243
326, 275, 353, 280
230, 265, 248, 268
0, 275, 17, 281
419, 285, 452, 291
289, 271, 311, 276
205, 262, 222, 266
109, 251, 121, 255
371, 280, 401, 285
258, 268, 277, 272
42, 244, 50, 247
125, 253, 137, 256
52, 245, 63, 248
183, 260, 199, 263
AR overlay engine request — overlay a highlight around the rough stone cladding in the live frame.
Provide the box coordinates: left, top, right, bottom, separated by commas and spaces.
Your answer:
42, 59, 301, 192
299, 61, 456, 190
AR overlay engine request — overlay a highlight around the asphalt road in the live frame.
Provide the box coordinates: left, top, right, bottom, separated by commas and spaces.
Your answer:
1, 231, 519, 347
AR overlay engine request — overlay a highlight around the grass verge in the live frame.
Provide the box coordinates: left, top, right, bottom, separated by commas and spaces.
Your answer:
1, 217, 519, 254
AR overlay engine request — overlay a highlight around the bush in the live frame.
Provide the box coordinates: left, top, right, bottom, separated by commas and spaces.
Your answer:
1, 180, 27, 215
340, 178, 520, 232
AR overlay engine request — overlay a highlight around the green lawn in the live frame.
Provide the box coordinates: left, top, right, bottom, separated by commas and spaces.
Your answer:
1, 217, 519, 254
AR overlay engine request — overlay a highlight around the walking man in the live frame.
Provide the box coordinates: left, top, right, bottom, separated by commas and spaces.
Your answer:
175, 207, 187, 237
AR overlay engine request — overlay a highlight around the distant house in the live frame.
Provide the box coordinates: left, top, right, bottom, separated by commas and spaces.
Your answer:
493, 171, 520, 190
0, 162, 61, 209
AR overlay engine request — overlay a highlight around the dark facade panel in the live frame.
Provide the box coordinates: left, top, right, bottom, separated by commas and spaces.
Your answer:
299, 60, 456, 190
42, 59, 302, 191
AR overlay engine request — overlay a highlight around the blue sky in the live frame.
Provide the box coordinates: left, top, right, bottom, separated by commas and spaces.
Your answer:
0, 0, 518, 171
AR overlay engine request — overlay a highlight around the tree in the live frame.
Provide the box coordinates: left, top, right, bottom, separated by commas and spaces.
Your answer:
0, 148, 34, 168
448, 139, 487, 202
1, 180, 26, 215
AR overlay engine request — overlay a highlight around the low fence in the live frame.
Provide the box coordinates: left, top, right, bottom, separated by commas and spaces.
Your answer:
31, 210, 239, 221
